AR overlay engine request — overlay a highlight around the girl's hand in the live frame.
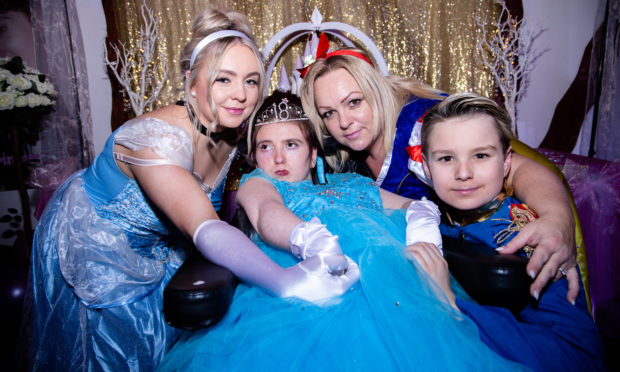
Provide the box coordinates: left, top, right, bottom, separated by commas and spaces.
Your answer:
289, 217, 348, 275
407, 242, 457, 309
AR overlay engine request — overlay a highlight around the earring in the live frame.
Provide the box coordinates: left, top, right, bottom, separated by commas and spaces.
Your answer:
191, 91, 197, 97
316, 157, 326, 184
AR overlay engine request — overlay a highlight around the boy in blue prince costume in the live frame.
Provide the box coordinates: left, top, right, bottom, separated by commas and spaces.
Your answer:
416, 92, 605, 371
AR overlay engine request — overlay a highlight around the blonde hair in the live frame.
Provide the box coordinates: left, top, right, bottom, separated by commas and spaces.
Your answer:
179, 5, 265, 141
421, 92, 515, 157
300, 48, 443, 171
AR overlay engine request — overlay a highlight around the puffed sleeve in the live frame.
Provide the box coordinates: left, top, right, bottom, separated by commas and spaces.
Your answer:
114, 117, 194, 171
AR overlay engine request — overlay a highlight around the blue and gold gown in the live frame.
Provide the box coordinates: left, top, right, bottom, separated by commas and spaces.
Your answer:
440, 196, 605, 371
24, 118, 233, 371
157, 169, 526, 371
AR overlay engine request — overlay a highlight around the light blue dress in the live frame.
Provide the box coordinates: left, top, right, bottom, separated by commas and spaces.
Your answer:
24, 118, 232, 371
157, 169, 526, 371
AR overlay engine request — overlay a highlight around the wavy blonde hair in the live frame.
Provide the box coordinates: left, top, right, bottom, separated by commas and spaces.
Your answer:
300, 48, 443, 171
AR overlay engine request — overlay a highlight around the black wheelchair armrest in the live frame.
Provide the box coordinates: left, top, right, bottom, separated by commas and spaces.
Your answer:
442, 235, 534, 313
163, 190, 250, 331
163, 251, 237, 331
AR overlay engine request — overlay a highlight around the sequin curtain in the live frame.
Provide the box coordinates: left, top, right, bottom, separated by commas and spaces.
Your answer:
107, 0, 500, 108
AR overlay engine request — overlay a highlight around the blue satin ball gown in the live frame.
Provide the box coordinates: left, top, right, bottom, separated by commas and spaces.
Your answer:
24, 117, 232, 371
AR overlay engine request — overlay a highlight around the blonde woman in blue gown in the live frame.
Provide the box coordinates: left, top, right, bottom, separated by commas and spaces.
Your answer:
23, 7, 357, 371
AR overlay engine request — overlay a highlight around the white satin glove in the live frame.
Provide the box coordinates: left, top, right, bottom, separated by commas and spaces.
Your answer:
405, 198, 443, 254
194, 220, 359, 303
289, 217, 348, 275
278, 255, 360, 302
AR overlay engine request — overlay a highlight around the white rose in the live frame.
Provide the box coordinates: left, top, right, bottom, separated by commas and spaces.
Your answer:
8, 74, 32, 91
25, 92, 42, 107
43, 81, 56, 96
0, 91, 16, 110
47, 84, 57, 97
34, 80, 46, 94
15, 95, 28, 108
27, 74, 40, 84
40, 96, 52, 106
0, 68, 9, 81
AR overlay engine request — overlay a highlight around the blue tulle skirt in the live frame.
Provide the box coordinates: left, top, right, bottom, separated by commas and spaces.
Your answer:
158, 206, 526, 371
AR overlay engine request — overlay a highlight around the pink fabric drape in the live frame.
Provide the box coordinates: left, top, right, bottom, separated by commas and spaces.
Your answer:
539, 148, 620, 344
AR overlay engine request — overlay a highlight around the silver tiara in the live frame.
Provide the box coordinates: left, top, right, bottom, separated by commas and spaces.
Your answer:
255, 97, 308, 126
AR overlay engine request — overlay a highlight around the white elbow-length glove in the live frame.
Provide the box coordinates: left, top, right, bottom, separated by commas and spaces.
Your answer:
405, 198, 443, 254
193, 220, 359, 303
289, 217, 351, 275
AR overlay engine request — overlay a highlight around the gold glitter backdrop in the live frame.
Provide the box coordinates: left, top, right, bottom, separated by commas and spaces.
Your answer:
108, 0, 500, 109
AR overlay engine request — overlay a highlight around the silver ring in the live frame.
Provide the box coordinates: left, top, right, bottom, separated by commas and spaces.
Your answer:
558, 267, 567, 276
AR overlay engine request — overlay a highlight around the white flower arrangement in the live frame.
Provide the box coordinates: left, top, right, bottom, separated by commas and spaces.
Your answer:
0, 56, 57, 145
0, 56, 56, 112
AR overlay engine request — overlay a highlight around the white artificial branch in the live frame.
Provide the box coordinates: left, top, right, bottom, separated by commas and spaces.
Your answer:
103, 1, 168, 116
475, 0, 547, 136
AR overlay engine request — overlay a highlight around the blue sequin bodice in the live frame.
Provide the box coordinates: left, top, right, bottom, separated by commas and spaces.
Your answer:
96, 181, 178, 261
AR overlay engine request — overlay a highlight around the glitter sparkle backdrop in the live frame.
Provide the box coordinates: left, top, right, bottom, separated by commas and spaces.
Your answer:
109, 0, 500, 108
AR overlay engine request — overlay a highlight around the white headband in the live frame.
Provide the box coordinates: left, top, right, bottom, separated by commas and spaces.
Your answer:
189, 30, 251, 68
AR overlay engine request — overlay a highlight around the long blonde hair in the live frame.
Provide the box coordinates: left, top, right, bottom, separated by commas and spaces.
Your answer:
179, 5, 265, 141
300, 48, 443, 171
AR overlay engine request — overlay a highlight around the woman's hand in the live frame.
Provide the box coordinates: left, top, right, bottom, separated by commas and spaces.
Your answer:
407, 242, 457, 309
278, 254, 360, 303
504, 151, 579, 304
498, 214, 579, 304
194, 220, 359, 304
